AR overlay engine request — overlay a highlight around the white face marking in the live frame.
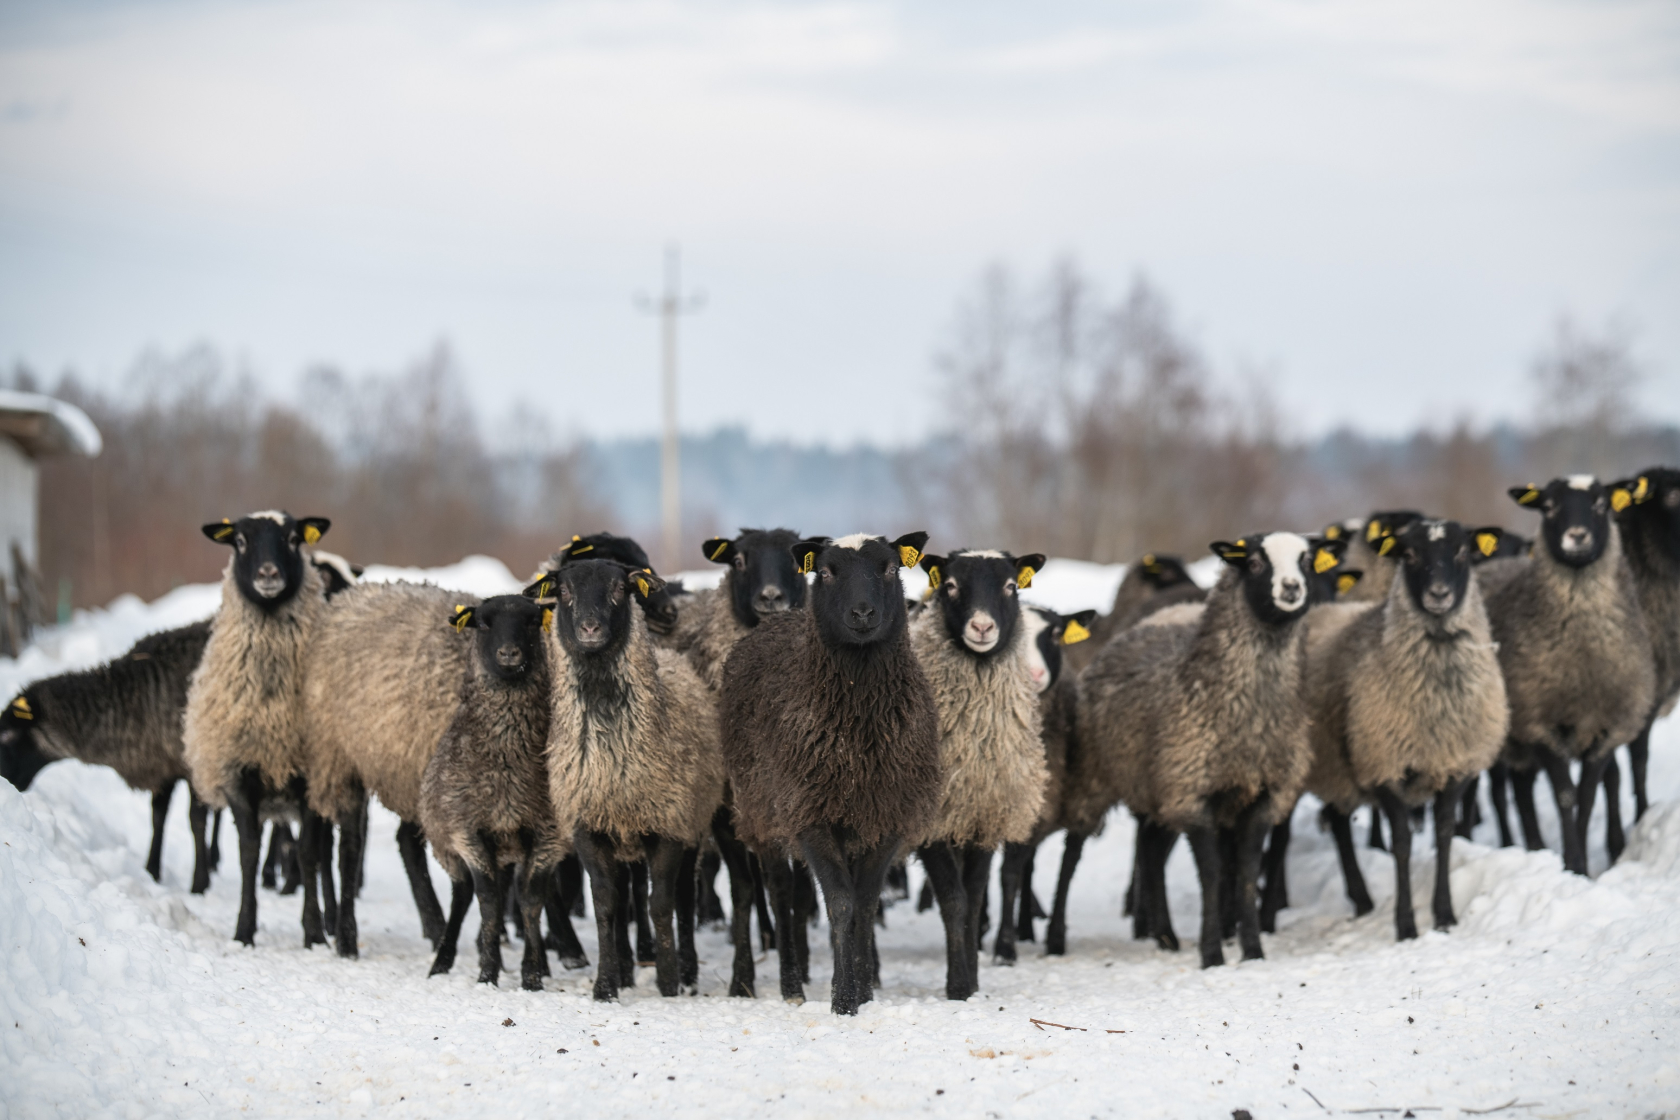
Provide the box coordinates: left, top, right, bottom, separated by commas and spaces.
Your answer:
250, 510, 288, 524
956, 549, 1006, 559
962, 607, 1000, 653
1426, 521, 1447, 541
1567, 475, 1595, 491
833, 533, 875, 551
1021, 609, 1052, 693
1261, 532, 1311, 612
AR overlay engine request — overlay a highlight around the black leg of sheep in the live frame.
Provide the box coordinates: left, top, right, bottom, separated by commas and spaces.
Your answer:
1511, 764, 1546, 852
764, 854, 805, 1004
1535, 749, 1587, 876
294, 799, 329, 949
1374, 787, 1417, 941
542, 863, 591, 971
515, 846, 552, 992
711, 813, 757, 998
468, 845, 508, 986
144, 782, 175, 885
395, 820, 447, 949
428, 874, 472, 977
1573, 747, 1614, 876
574, 829, 626, 1001
613, 863, 636, 988
749, 854, 776, 951
209, 809, 222, 873
676, 846, 700, 991
334, 795, 368, 958
1323, 806, 1374, 918
1184, 826, 1225, 968
1487, 763, 1515, 848
698, 847, 727, 926
1216, 827, 1241, 941
1139, 821, 1179, 951
1456, 775, 1481, 840
1232, 797, 1271, 962
631, 860, 657, 966
228, 767, 266, 947
188, 791, 213, 896
917, 841, 978, 1000
1600, 756, 1625, 863
1015, 847, 1039, 942
992, 841, 1031, 965
1629, 721, 1653, 821
260, 818, 287, 890
316, 816, 338, 935
640, 835, 687, 997
792, 865, 817, 983
1043, 830, 1084, 957
799, 826, 898, 1016
1259, 816, 1291, 934
1431, 778, 1469, 931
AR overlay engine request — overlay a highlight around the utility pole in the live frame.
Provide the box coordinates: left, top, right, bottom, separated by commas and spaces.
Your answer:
636, 245, 704, 574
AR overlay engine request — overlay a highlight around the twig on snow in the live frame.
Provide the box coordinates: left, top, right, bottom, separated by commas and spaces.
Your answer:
1029, 1018, 1086, 1032
1302, 1087, 1329, 1111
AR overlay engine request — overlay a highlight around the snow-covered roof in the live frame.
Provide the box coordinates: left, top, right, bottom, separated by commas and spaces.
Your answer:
0, 389, 102, 458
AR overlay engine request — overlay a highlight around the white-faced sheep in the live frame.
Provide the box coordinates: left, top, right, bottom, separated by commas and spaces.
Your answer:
529, 560, 725, 1002
1485, 476, 1656, 876
1079, 531, 1345, 968
910, 547, 1048, 999
719, 532, 942, 1015
1280, 518, 1509, 939
421, 595, 568, 990
183, 511, 335, 947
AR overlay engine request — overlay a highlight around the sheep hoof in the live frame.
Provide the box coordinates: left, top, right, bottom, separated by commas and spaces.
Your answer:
428, 960, 453, 978
558, 954, 590, 971
784, 995, 805, 1007
728, 979, 754, 999
478, 972, 499, 986
992, 953, 1016, 967
522, 975, 544, 992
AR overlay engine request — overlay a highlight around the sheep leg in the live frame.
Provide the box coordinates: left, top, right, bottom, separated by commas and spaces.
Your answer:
317, 816, 338, 934
629, 859, 656, 965
1130, 822, 1153, 941
1574, 749, 1612, 875
916, 878, 934, 913
676, 845, 699, 991
261, 819, 287, 890
188, 790, 212, 895
335, 797, 368, 959
613, 862, 636, 987
699, 847, 726, 926
1602, 755, 1625, 864
1141, 821, 1179, 951
1511, 765, 1545, 852
559, 852, 585, 918
278, 820, 302, 895
711, 813, 757, 998
1185, 826, 1225, 969
1456, 775, 1481, 840
792, 864, 816, 983
1016, 845, 1039, 941
1375, 787, 1417, 941
145, 782, 173, 884
993, 842, 1029, 964
1216, 827, 1240, 941
429, 874, 472, 976
396, 819, 447, 949
209, 808, 222, 872
1432, 779, 1468, 930
641, 836, 684, 997
1325, 806, 1374, 917
850, 839, 898, 1003
1630, 721, 1652, 821
1367, 805, 1386, 851
1044, 830, 1084, 956
1259, 816, 1290, 934
798, 827, 861, 1015
295, 800, 328, 949
574, 829, 622, 1001
763, 854, 806, 1004
229, 768, 264, 947
1536, 749, 1586, 875
1235, 798, 1271, 960
960, 846, 992, 984
748, 853, 776, 951
517, 852, 550, 992
1487, 763, 1515, 848
499, 864, 518, 943
469, 857, 506, 986
918, 842, 976, 1000
543, 863, 590, 970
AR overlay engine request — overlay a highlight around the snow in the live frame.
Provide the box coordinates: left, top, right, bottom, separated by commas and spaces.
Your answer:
3, 563, 1679, 1118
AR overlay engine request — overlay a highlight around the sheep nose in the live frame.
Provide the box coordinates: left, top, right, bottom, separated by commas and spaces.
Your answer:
970, 618, 995, 640
1562, 527, 1592, 551
848, 603, 877, 628
257, 562, 280, 579
759, 586, 782, 601
1278, 578, 1303, 604
578, 619, 602, 639
496, 644, 524, 668
1424, 583, 1455, 613
755, 585, 788, 613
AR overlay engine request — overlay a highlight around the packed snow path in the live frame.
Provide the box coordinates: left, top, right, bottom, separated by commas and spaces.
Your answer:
2, 559, 1677, 1118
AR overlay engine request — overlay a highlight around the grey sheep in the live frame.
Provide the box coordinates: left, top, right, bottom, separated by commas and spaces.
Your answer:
422, 595, 570, 991
1078, 531, 1345, 968
1330, 511, 1421, 605
910, 547, 1048, 999
666, 527, 810, 689
530, 560, 725, 1002
183, 510, 334, 947
1063, 553, 1205, 677
1485, 476, 1656, 875
1607, 468, 1680, 822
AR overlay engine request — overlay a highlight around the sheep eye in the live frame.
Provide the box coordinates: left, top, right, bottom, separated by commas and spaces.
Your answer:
1004, 581, 1017, 596
1248, 555, 1265, 573
818, 567, 834, 584
558, 587, 573, 605
1593, 497, 1607, 514
289, 533, 300, 548
1666, 489, 1680, 508
944, 580, 958, 598
234, 534, 247, 554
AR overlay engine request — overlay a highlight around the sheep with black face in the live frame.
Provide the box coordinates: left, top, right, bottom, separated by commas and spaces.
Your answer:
183, 511, 334, 947
719, 532, 941, 1015
909, 548, 1048, 998
1079, 531, 1344, 968
422, 595, 569, 990
1485, 476, 1655, 875
667, 528, 811, 689
1335, 510, 1422, 605
1063, 553, 1205, 676
542, 532, 681, 636
533, 560, 724, 1002
1607, 468, 1680, 824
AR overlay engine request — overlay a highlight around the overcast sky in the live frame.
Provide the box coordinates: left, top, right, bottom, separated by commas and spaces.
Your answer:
1, 0, 1676, 446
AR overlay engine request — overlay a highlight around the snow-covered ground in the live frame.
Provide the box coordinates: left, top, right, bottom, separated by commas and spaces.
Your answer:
3, 560, 1678, 1119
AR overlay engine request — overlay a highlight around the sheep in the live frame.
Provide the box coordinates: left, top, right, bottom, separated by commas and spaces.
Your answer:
910, 547, 1048, 999
1279, 518, 1509, 939
719, 532, 942, 1015
1063, 553, 1205, 677
529, 559, 725, 1002
1484, 476, 1656, 876
1606, 468, 1680, 824
421, 595, 567, 990
990, 604, 1096, 966
2, 621, 217, 891
541, 532, 680, 636
1078, 531, 1345, 967
667, 527, 810, 689
1330, 511, 1421, 605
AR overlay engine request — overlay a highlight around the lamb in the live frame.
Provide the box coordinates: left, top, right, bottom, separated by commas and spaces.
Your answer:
990, 604, 1095, 965
1064, 553, 1204, 677
182, 510, 334, 947
1282, 518, 1509, 939
421, 595, 567, 990
529, 559, 725, 1002
1078, 531, 1344, 967
911, 547, 1048, 999
1484, 476, 1656, 875
2, 621, 216, 890
1607, 468, 1680, 823
719, 532, 942, 1015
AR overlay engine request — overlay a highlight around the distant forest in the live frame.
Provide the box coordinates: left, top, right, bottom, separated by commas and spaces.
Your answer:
10, 262, 1675, 610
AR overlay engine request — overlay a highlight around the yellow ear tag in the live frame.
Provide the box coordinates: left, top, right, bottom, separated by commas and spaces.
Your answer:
1062, 618, 1091, 645
541, 607, 553, 633
213, 524, 235, 542
635, 576, 650, 598
1336, 573, 1359, 595
898, 545, 921, 568
1634, 476, 1650, 502
926, 565, 941, 589
452, 606, 472, 633
1313, 548, 1338, 574
11, 697, 32, 719
1476, 532, 1499, 557
1611, 489, 1631, 513
571, 541, 593, 555
709, 541, 731, 561
1365, 520, 1384, 542
798, 551, 815, 575
1324, 525, 1342, 540
1378, 536, 1397, 557
1017, 565, 1035, 590
1518, 487, 1541, 506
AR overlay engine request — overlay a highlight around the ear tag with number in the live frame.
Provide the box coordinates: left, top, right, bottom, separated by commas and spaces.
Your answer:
452, 606, 472, 633
635, 575, 650, 598
1017, 565, 1036, 589
898, 545, 921, 568
1336, 573, 1359, 595
1061, 618, 1091, 645
541, 607, 553, 633
303, 524, 322, 545
926, 564, 941, 589
1476, 532, 1499, 556
1517, 487, 1541, 506
1313, 548, 1338, 574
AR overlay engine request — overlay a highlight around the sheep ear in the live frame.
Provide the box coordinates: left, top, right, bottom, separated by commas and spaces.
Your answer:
523, 574, 558, 600
1336, 570, 1363, 595
629, 568, 666, 600
566, 535, 595, 558
203, 520, 236, 544
1608, 476, 1649, 512
298, 517, 330, 545
791, 538, 825, 575
350, 564, 365, 578
920, 553, 946, 589
450, 605, 475, 633
1211, 539, 1249, 565
892, 531, 929, 569
1509, 485, 1543, 507
1015, 553, 1046, 589
1140, 553, 1161, 573
1061, 609, 1098, 645
703, 537, 736, 565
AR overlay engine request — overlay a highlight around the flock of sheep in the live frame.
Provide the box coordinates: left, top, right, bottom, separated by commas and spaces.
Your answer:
1, 465, 1676, 1018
